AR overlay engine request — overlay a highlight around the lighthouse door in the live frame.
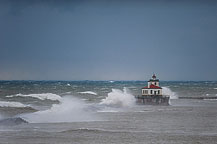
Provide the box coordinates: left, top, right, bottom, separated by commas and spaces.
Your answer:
154, 91, 156, 95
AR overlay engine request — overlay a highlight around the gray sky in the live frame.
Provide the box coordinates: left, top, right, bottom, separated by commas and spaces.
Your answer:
0, 0, 217, 81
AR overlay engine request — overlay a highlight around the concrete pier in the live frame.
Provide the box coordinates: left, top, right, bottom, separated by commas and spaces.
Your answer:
136, 95, 170, 105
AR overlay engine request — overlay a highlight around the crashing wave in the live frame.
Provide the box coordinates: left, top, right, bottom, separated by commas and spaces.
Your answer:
100, 88, 136, 107
6, 93, 62, 101
21, 96, 98, 123
162, 87, 178, 99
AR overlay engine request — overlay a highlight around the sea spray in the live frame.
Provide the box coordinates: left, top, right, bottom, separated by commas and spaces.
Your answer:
21, 96, 98, 123
162, 87, 178, 99
100, 88, 136, 107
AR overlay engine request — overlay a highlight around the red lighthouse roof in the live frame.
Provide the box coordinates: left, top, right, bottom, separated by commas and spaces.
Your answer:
142, 84, 162, 89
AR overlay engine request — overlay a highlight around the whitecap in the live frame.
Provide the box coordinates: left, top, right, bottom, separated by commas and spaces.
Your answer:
6, 93, 62, 101
77, 91, 97, 95
0, 101, 27, 108
62, 92, 71, 94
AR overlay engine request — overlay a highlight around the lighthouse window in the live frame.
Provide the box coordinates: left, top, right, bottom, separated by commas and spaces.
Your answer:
155, 82, 156, 85
150, 90, 153, 94
145, 90, 148, 94
158, 90, 160, 94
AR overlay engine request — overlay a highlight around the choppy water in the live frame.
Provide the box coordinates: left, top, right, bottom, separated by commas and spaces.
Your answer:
0, 81, 217, 144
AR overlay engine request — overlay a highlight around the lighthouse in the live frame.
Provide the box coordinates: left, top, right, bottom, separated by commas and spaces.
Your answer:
142, 74, 162, 96
136, 74, 169, 105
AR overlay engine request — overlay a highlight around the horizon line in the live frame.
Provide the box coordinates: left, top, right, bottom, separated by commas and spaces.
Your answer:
0, 79, 216, 82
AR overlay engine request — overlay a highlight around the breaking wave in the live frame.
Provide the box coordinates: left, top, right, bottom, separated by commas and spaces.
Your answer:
162, 87, 178, 99
6, 93, 62, 101
100, 88, 136, 107
0, 101, 27, 108
77, 91, 97, 95
21, 96, 98, 123
0, 117, 28, 126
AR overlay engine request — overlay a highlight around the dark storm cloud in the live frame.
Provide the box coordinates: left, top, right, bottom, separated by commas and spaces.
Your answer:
0, 0, 217, 80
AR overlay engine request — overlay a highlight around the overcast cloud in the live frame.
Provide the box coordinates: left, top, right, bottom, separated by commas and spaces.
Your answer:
0, 0, 217, 80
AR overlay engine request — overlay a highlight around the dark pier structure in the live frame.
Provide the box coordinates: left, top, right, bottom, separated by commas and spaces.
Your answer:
136, 74, 170, 105
136, 95, 169, 105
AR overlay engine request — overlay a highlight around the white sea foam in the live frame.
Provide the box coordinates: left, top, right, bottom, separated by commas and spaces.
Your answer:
77, 91, 97, 95
6, 93, 62, 101
162, 87, 178, 99
0, 101, 27, 108
21, 96, 97, 123
100, 87, 136, 107
97, 110, 118, 113
214, 88, 217, 90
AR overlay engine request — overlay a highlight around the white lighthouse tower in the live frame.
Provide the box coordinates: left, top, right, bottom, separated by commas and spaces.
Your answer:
142, 74, 162, 96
